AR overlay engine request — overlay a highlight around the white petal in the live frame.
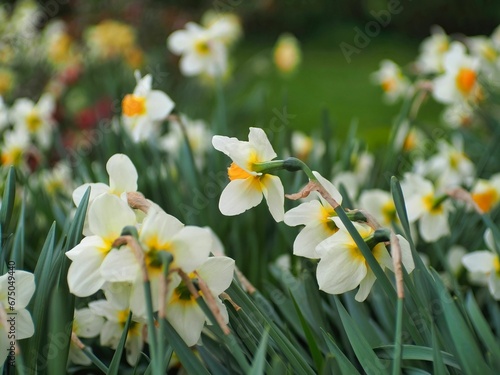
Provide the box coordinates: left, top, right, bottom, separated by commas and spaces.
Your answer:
180, 53, 205, 76
107, 154, 138, 194
88, 300, 119, 322
397, 235, 415, 273
69, 343, 92, 365
167, 29, 190, 54
196, 256, 235, 295
88, 194, 136, 240
72, 183, 109, 207
140, 209, 184, 245
355, 269, 377, 302
166, 302, 205, 347
212, 135, 253, 172
146, 90, 175, 120
0, 327, 7, 365
284, 200, 323, 226
462, 251, 495, 273
248, 127, 276, 161
74, 308, 104, 338
313, 171, 343, 205
219, 178, 263, 216
171, 226, 212, 272
489, 273, 500, 300
100, 247, 139, 282
67, 247, 107, 297
293, 222, 330, 258
10, 271, 35, 309
125, 331, 143, 365
316, 246, 367, 294
261, 174, 285, 222
419, 212, 449, 242
14, 309, 34, 340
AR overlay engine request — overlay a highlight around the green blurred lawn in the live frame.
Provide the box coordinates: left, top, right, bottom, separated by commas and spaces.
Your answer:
238, 23, 443, 148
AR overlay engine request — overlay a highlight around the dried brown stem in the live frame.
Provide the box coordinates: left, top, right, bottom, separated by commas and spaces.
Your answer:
127, 192, 151, 214
235, 267, 256, 294
196, 271, 231, 335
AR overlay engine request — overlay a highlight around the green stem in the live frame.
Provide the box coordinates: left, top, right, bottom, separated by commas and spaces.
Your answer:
432, 194, 449, 210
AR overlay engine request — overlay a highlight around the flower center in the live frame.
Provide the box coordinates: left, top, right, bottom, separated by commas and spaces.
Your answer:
122, 94, 146, 116
26, 111, 42, 132
422, 193, 444, 214
381, 78, 396, 92
1, 147, 23, 166
228, 162, 253, 181
381, 200, 397, 224
320, 205, 338, 233
456, 68, 476, 94
494, 256, 500, 275
472, 188, 498, 213
194, 40, 210, 55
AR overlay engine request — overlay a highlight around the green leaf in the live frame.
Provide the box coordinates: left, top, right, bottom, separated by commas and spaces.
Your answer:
334, 297, 390, 375
392, 298, 404, 375
465, 292, 500, 369
424, 270, 493, 375
161, 318, 211, 375
107, 311, 132, 375
248, 329, 269, 375
322, 329, 361, 375
374, 345, 459, 370
0, 167, 16, 235
431, 324, 446, 375
291, 294, 324, 372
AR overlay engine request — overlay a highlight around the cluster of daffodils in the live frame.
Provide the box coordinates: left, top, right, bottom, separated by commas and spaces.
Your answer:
212, 127, 415, 301
372, 25, 500, 128
66, 153, 235, 363
0, 93, 56, 171
167, 12, 242, 80
0, 269, 36, 366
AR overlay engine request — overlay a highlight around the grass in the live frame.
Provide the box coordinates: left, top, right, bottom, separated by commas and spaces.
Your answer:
236, 23, 443, 148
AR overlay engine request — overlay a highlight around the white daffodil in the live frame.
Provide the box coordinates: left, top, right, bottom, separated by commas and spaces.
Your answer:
1, 127, 30, 169
273, 33, 302, 75
371, 60, 411, 104
284, 171, 342, 258
66, 193, 137, 297
442, 103, 474, 128
167, 22, 228, 78
315, 218, 414, 302
433, 42, 482, 105
40, 161, 73, 197
201, 11, 243, 47
0, 270, 36, 365
471, 174, 500, 213
122, 70, 175, 142
416, 27, 450, 74
467, 36, 498, 68
72, 153, 138, 207
358, 189, 399, 228
160, 114, 212, 169
212, 127, 285, 222
100, 207, 212, 317
291, 131, 325, 161
462, 229, 500, 300
165, 256, 235, 346
10, 93, 55, 149
69, 308, 105, 365
425, 139, 475, 189
402, 173, 452, 242
89, 284, 145, 366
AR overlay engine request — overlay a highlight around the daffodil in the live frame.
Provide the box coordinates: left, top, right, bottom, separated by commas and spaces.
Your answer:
416, 27, 450, 74
69, 308, 104, 365
432, 42, 482, 105
89, 283, 145, 366
0, 270, 36, 365
284, 171, 342, 258
358, 189, 399, 227
121, 71, 175, 142
10, 93, 55, 149
167, 22, 228, 78
273, 33, 301, 75
100, 207, 213, 317
291, 131, 325, 161
462, 229, 500, 300
212, 127, 285, 222
0, 127, 30, 168
0, 96, 8, 130
165, 256, 235, 346
66, 193, 137, 297
471, 174, 500, 213
442, 103, 474, 128
402, 173, 452, 242
315, 218, 414, 302
371, 60, 411, 103
201, 11, 243, 47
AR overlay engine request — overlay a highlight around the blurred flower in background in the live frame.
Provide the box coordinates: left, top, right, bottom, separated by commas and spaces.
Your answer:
273, 33, 301, 76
